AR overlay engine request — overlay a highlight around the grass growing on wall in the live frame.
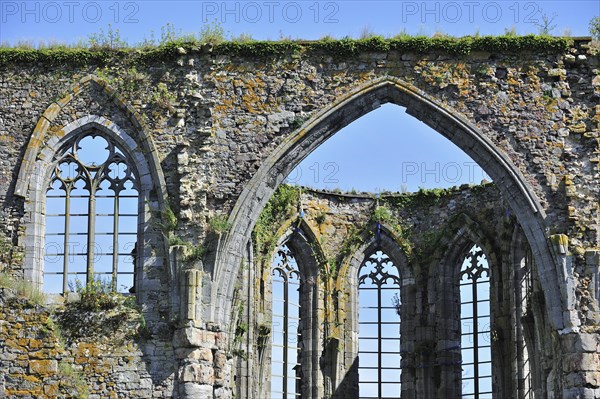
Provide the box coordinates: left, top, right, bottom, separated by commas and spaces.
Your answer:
0, 34, 575, 66
252, 184, 300, 268
0, 272, 46, 305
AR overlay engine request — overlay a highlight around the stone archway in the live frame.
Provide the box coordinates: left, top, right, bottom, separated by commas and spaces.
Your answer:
213, 76, 568, 337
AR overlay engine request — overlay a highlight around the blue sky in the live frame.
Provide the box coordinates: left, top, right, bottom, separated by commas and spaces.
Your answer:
2, 1, 598, 192
1, 1, 597, 44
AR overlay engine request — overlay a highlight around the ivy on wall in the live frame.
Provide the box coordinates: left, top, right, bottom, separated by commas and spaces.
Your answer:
0, 35, 574, 66
252, 184, 300, 269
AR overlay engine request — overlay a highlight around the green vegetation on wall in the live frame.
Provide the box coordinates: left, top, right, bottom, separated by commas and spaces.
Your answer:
0, 35, 574, 66
252, 184, 300, 268
0, 272, 46, 305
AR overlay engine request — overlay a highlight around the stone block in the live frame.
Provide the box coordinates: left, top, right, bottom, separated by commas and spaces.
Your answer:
213, 351, 227, 369
173, 327, 204, 348
180, 382, 213, 398
29, 359, 57, 376
214, 387, 232, 399
180, 362, 214, 384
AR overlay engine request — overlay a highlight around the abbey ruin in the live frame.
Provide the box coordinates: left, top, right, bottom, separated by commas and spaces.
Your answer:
0, 36, 598, 398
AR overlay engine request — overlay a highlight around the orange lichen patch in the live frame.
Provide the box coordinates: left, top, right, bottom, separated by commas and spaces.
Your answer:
544, 99, 558, 113
569, 122, 587, 134
5, 338, 25, 350
212, 98, 235, 116
20, 374, 42, 384
240, 77, 272, 114
32, 117, 50, 137
56, 91, 73, 107
5, 387, 44, 397
29, 359, 58, 376
43, 383, 59, 397
415, 61, 472, 94
357, 71, 376, 85
43, 103, 62, 122
570, 106, 590, 123
71, 83, 82, 96
74, 342, 102, 364
47, 125, 65, 139
0, 134, 15, 142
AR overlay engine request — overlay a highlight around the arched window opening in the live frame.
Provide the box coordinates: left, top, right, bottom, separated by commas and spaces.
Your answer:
44, 133, 139, 294
460, 244, 492, 398
271, 244, 302, 399
358, 250, 401, 399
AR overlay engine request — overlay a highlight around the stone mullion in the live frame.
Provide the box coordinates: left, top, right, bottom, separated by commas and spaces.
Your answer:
111, 190, 119, 288
61, 185, 71, 294
282, 272, 289, 398
471, 270, 480, 398
86, 186, 96, 282
377, 283, 383, 399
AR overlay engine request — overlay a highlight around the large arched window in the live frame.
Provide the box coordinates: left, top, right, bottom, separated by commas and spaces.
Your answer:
358, 250, 401, 399
43, 132, 139, 294
271, 244, 302, 398
460, 244, 492, 398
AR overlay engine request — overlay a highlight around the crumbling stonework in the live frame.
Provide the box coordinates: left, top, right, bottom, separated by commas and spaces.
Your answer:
0, 36, 598, 398
0, 289, 175, 398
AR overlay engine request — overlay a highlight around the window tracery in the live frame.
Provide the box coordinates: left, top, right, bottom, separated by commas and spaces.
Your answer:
358, 250, 402, 399
44, 133, 139, 294
460, 244, 492, 398
271, 244, 302, 398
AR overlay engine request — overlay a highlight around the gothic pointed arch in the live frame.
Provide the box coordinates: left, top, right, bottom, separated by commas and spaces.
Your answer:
250, 218, 326, 399
20, 115, 164, 295
335, 223, 414, 399
213, 76, 566, 337
433, 213, 501, 399
15, 74, 167, 205
435, 213, 500, 274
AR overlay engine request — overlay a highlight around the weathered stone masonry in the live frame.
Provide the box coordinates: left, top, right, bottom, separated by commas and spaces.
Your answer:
0, 36, 598, 398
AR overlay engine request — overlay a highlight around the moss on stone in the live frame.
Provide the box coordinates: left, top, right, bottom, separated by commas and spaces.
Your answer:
0, 35, 575, 66
252, 184, 300, 267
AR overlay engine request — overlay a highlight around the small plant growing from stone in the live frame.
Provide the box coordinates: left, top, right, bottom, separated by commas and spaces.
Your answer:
372, 204, 393, 224
535, 11, 557, 36
590, 16, 600, 42
198, 19, 227, 45
87, 24, 127, 49
315, 212, 327, 225
152, 83, 176, 113
231, 33, 254, 43
136, 311, 153, 340
183, 243, 205, 263
69, 276, 121, 311
0, 271, 46, 305
392, 293, 401, 316
58, 361, 89, 399
209, 213, 232, 236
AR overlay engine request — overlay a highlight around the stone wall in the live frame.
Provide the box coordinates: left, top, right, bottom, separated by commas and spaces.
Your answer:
0, 288, 175, 398
0, 37, 598, 398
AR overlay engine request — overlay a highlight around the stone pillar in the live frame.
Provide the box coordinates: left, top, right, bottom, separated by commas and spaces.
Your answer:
171, 250, 234, 399
558, 332, 600, 398
173, 319, 234, 398
549, 234, 580, 329
586, 250, 600, 320
181, 269, 202, 323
